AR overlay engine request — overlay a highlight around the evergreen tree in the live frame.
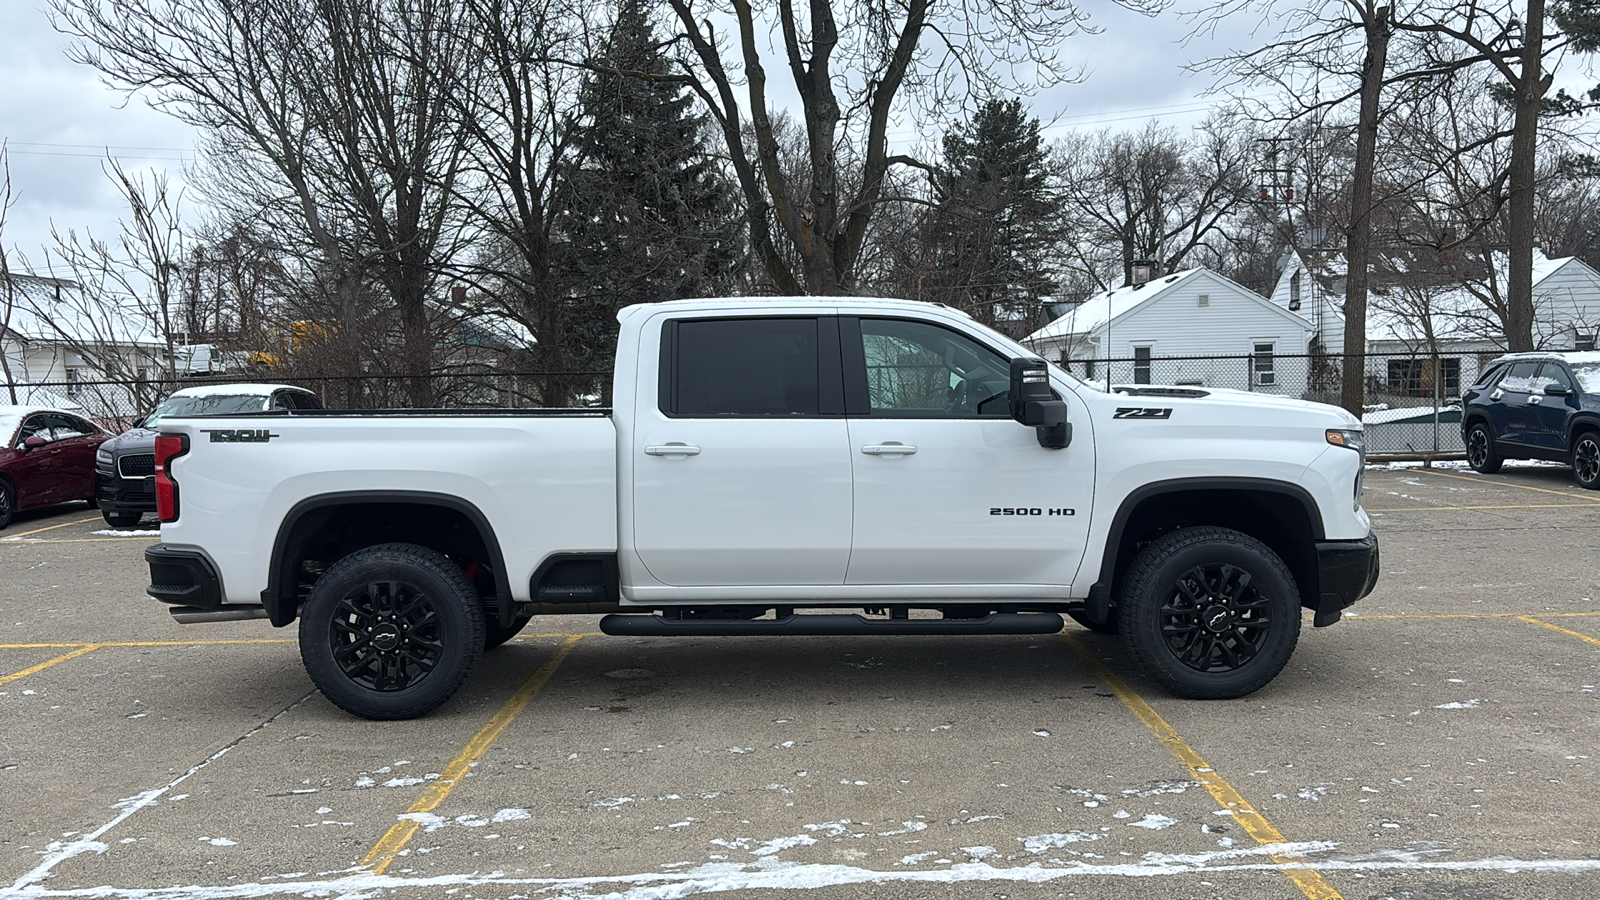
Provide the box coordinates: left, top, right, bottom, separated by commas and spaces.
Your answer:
563, 0, 744, 385
905, 99, 1057, 332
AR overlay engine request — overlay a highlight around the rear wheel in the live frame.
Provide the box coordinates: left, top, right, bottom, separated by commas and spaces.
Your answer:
298, 543, 484, 720
0, 479, 14, 530
1573, 431, 1600, 490
1116, 526, 1301, 699
102, 510, 142, 528
1466, 422, 1503, 474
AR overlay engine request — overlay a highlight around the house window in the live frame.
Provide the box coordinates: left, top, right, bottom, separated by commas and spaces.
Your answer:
1253, 342, 1276, 386
1132, 346, 1152, 384
66, 367, 83, 399
1289, 272, 1302, 310
1386, 358, 1461, 397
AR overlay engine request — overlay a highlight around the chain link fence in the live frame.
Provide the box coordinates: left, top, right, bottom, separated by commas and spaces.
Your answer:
8, 349, 1493, 460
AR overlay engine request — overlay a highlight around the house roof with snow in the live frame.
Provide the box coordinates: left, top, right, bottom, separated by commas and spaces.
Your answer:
1024, 268, 1310, 346
1365, 249, 1600, 345
2, 274, 166, 348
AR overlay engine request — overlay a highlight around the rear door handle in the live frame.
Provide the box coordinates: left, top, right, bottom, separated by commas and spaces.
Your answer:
1490, 389, 1504, 401
861, 442, 917, 456
1526, 396, 1541, 406
645, 443, 701, 457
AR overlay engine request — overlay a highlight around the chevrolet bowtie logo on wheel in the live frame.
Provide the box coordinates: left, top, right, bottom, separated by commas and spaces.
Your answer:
201, 428, 280, 443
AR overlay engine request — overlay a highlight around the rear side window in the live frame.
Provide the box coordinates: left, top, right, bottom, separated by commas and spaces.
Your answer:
663, 318, 838, 417
1497, 362, 1540, 393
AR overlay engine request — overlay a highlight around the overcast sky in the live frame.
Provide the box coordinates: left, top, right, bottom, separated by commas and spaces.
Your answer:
0, 0, 1281, 276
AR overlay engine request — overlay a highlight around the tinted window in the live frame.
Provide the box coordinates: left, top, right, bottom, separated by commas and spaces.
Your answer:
670, 318, 820, 417
1498, 362, 1540, 393
145, 393, 271, 426
16, 415, 50, 445
1533, 363, 1573, 393
859, 318, 1010, 417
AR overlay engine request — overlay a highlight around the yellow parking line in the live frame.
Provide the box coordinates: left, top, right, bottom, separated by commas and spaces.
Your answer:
1420, 469, 1600, 502
0, 644, 101, 686
1061, 633, 1343, 900
0, 516, 103, 539
1368, 503, 1600, 511
360, 634, 584, 875
1518, 616, 1600, 647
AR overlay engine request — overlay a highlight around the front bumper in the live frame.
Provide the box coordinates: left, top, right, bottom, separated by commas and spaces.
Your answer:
1312, 531, 1380, 627
96, 462, 156, 514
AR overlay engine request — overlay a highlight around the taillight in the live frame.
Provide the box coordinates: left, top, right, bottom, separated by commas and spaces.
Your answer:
154, 434, 188, 522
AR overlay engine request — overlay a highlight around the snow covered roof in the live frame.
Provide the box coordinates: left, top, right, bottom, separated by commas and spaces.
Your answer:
1, 274, 166, 348
168, 382, 311, 398
1026, 269, 1209, 343
1365, 249, 1591, 344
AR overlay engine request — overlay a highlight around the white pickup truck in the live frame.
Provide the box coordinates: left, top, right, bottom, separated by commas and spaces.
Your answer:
144, 297, 1378, 719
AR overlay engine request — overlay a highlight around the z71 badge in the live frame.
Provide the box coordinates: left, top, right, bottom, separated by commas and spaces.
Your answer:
1113, 407, 1173, 420
202, 428, 279, 443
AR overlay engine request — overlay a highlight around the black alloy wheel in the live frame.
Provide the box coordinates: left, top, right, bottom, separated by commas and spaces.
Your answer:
299, 543, 484, 720
1574, 432, 1600, 490
1117, 526, 1301, 699
1466, 423, 1503, 474
0, 479, 14, 530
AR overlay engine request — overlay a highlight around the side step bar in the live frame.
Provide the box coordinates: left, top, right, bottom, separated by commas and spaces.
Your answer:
599, 612, 1064, 637
170, 604, 270, 624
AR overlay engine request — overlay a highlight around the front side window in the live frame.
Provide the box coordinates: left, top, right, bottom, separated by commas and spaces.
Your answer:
668, 318, 821, 417
859, 318, 1011, 417
1532, 363, 1574, 394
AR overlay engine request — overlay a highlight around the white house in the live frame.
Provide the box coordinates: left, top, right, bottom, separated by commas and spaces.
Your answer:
1024, 268, 1317, 396
1, 273, 170, 420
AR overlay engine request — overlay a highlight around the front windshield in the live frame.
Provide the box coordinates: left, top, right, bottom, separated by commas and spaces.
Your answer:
144, 394, 268, 426
1573, 363, 1600, 395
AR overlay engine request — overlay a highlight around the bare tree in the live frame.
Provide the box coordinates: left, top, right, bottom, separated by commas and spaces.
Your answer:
660, 0, 1162, 295
54, 0, 478, 406
0, 144, 18, 404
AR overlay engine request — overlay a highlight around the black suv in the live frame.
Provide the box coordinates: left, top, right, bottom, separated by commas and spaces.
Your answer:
1460, 352, 1600, 489
96, 383, 323, 526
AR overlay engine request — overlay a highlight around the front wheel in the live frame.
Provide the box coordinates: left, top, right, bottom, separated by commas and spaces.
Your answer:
1573, 431, 1600, 490
102, 510, 142, 528
1466, 422, 1503, 474
1116, 527, 1301, 699
0, 479, 14, 530
298, 543, 485, 720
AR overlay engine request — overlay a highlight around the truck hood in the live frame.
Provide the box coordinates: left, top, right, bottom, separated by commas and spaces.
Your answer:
1109, 385, 1361, 428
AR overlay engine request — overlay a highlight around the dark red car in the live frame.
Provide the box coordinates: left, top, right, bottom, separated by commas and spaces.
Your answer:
0, 405, 112, 529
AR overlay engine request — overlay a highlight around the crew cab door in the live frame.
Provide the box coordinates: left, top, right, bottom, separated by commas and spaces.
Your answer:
630, 316, 854, 587
841, 317, 1093, 588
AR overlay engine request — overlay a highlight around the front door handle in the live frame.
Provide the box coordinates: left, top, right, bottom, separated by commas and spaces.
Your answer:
1526, 395, 1541, 406
861, 442, 917, 456
645, 443, 701, 457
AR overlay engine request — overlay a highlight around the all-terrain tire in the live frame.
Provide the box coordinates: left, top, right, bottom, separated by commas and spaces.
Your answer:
1116, 526, 1302, 699
1466, 422, 1503, 474
298, 542, 485, 720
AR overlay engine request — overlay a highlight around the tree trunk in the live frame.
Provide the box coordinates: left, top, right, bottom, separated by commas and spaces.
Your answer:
1340, 5, 1391, 417
1504, 0, 1547, 351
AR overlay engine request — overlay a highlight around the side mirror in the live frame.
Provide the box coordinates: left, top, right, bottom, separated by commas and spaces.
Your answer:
22, 435, 47, 451
1009, 358, 1071, 450
1544, 383, 1572, 397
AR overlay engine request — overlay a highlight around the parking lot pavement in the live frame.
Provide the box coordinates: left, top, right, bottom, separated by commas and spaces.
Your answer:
1, 468, 1597, 899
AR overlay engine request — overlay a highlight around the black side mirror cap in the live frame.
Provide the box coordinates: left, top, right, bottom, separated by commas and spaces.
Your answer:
1544, 384, 1572, 397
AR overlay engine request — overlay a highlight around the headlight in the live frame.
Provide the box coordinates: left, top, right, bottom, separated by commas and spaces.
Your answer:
1326, 429, 1365, 504
96, 446, 113, 465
